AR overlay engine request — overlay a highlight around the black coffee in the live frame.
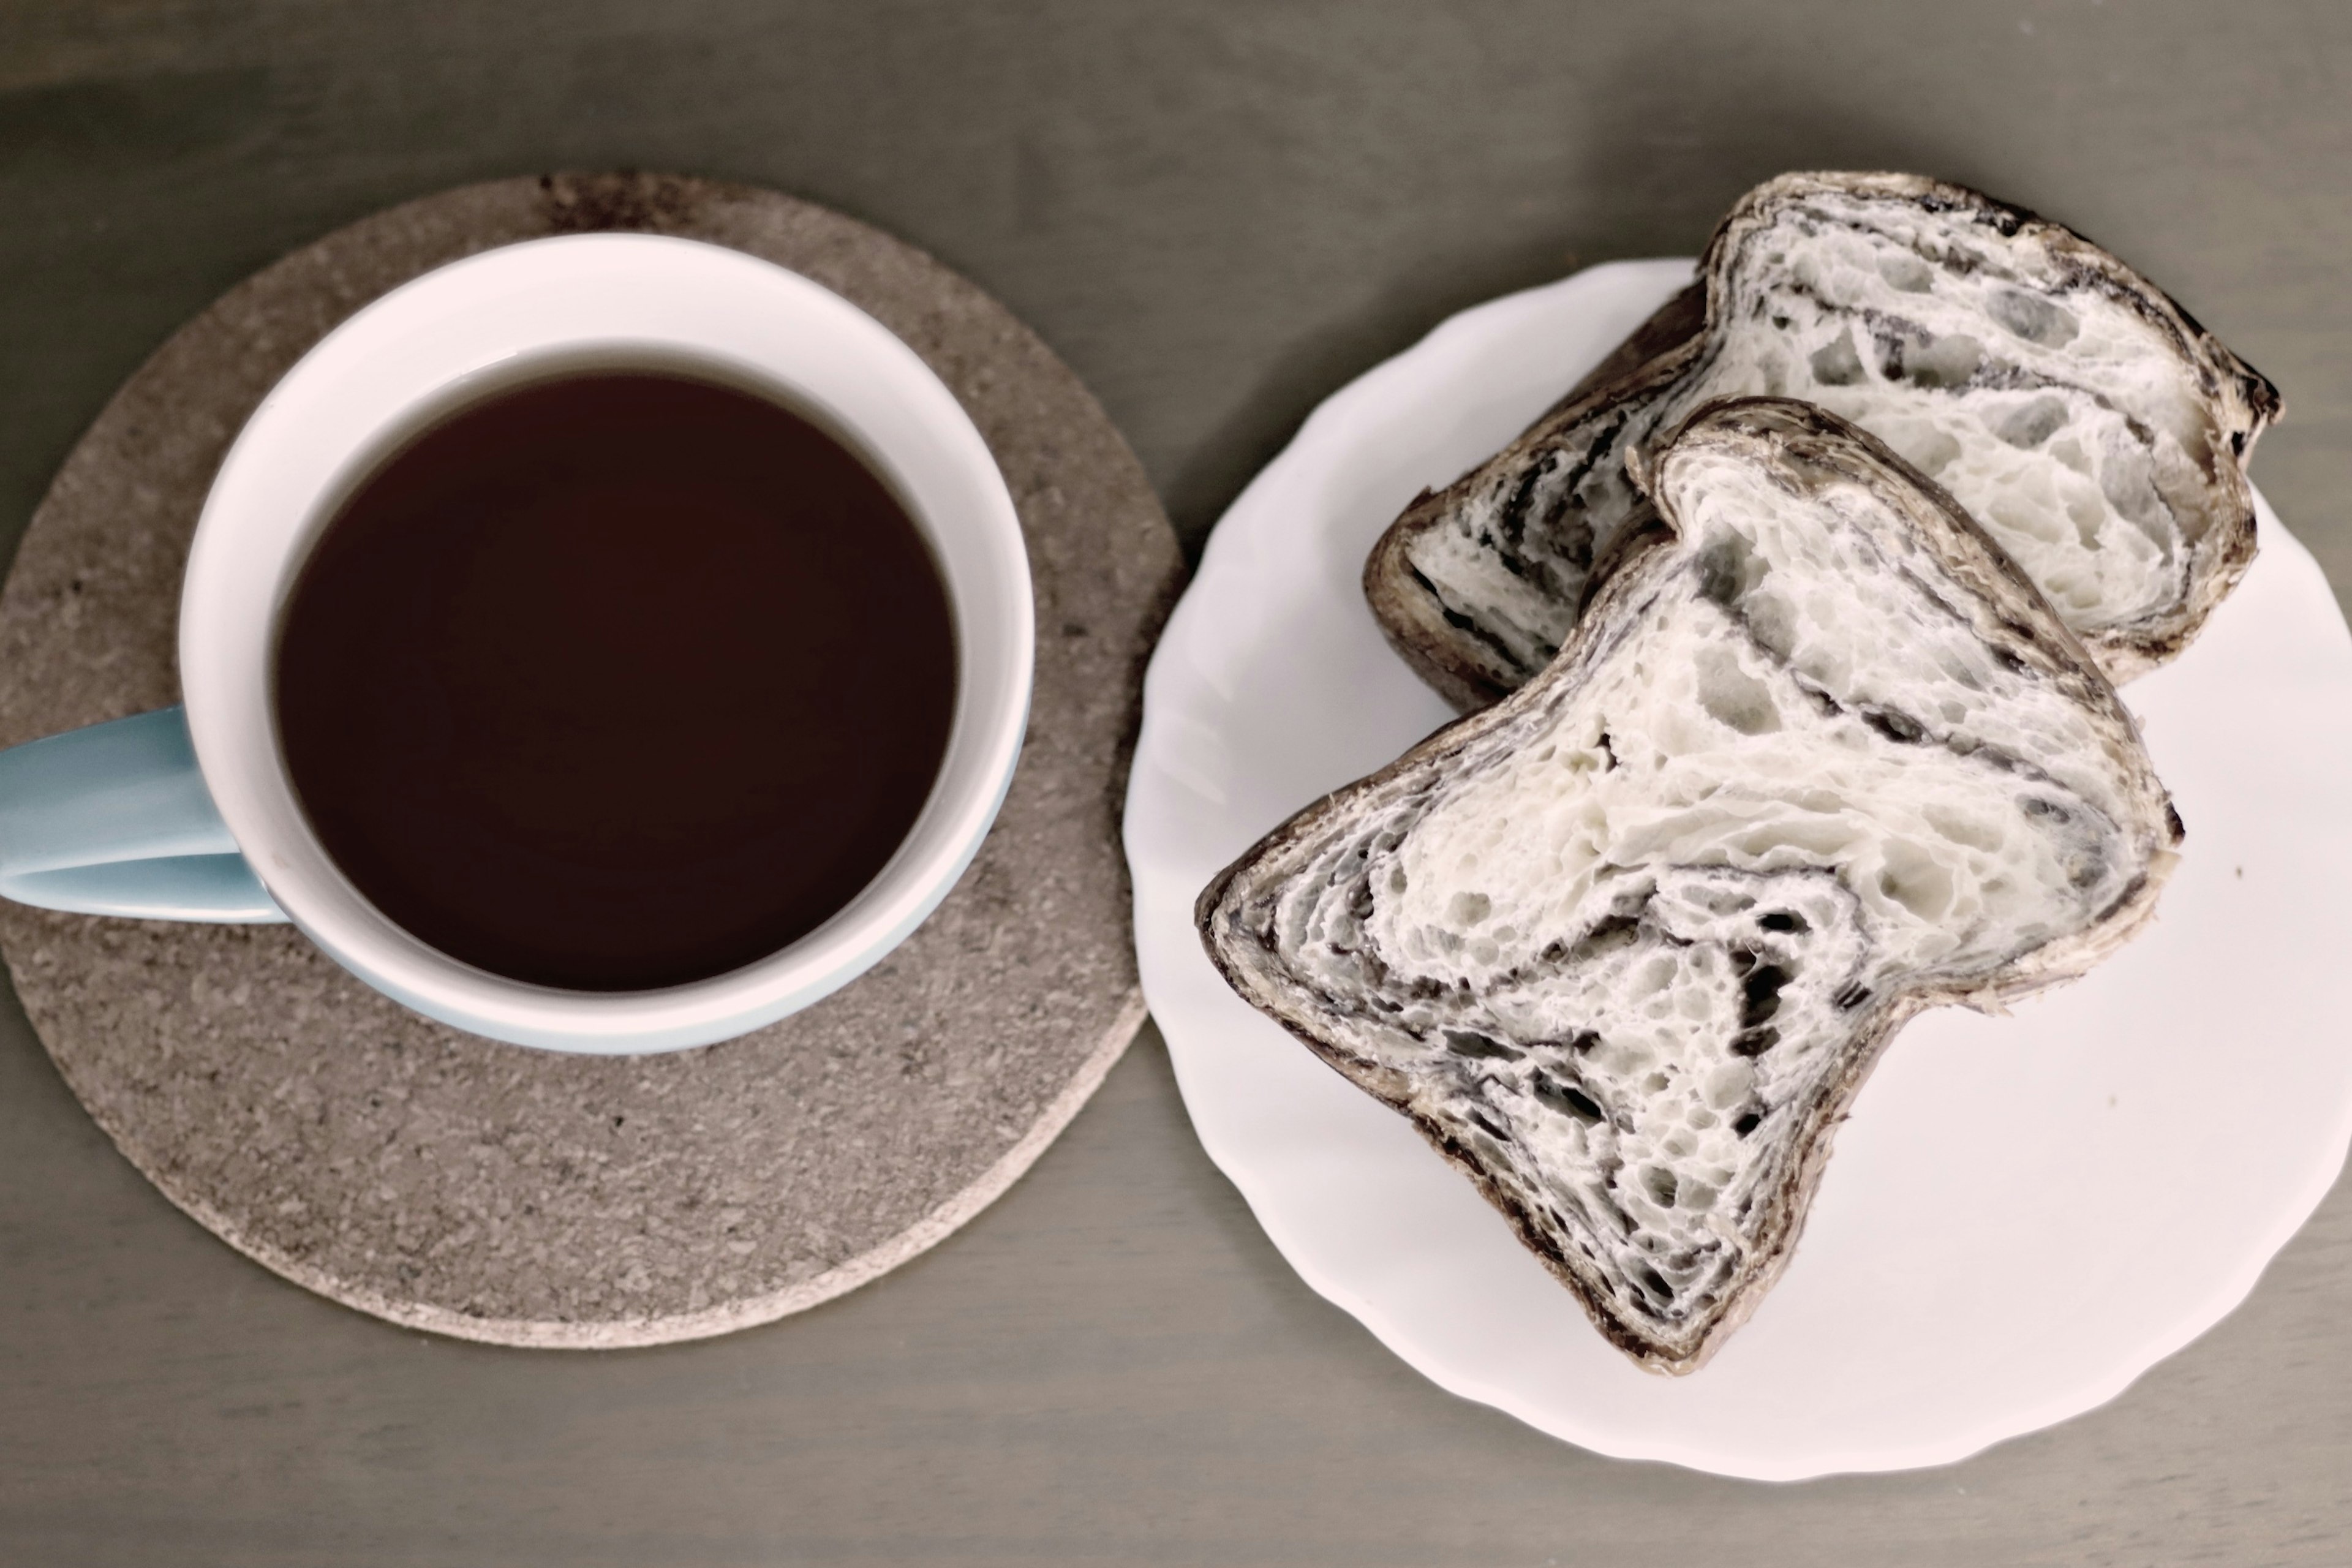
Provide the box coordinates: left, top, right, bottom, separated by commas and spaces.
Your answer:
276, 370, 958, 992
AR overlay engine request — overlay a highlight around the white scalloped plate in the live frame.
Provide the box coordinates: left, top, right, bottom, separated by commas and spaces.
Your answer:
1123, 258, 2352, 1480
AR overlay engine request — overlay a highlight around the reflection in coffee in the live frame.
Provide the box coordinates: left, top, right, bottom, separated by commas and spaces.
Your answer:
276, 372, 959, 991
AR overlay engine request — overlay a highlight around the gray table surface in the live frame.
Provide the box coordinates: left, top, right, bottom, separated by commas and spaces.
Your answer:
4, 3, 2349, 1562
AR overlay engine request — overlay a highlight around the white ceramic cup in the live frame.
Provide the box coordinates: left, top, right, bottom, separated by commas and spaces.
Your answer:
0, 234, 1033, 1054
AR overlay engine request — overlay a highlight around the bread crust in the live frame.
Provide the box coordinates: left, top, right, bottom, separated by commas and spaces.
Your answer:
1210, 398, 2180, 1373
1366, 171, 2283, 710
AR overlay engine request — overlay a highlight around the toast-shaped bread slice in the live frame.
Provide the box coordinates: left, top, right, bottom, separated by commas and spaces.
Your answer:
1204, 399, 2180, 1373
1367, 171, 2281, 709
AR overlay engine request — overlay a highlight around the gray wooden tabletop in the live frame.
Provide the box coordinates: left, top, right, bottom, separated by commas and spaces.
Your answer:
4, 3, 2349, 1562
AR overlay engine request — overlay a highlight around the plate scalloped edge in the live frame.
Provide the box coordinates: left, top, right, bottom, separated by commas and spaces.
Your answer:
1124, 259, 2352, 1480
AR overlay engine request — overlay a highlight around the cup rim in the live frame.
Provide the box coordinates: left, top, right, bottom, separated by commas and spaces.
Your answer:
180, 233, 1033, 1052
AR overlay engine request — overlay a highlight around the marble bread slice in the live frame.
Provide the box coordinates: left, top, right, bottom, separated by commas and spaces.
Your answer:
1202, 399, 2181, 1373
1366, 170, 2281, 709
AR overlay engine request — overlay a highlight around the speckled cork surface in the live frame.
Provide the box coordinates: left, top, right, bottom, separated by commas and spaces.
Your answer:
0, 173, 1182, 1348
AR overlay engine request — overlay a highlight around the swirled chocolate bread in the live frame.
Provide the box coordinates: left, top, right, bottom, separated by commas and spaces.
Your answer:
1203, 399, 2180, 1373
1366, 171, 2281, 709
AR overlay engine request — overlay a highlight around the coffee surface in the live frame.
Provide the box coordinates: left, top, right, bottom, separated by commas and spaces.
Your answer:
276, 371, 957, 991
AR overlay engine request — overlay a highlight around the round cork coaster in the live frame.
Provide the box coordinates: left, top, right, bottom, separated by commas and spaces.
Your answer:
0, 173, 1182, 1348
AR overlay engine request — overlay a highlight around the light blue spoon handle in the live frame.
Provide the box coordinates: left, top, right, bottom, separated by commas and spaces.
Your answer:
0, 706, 285, 922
